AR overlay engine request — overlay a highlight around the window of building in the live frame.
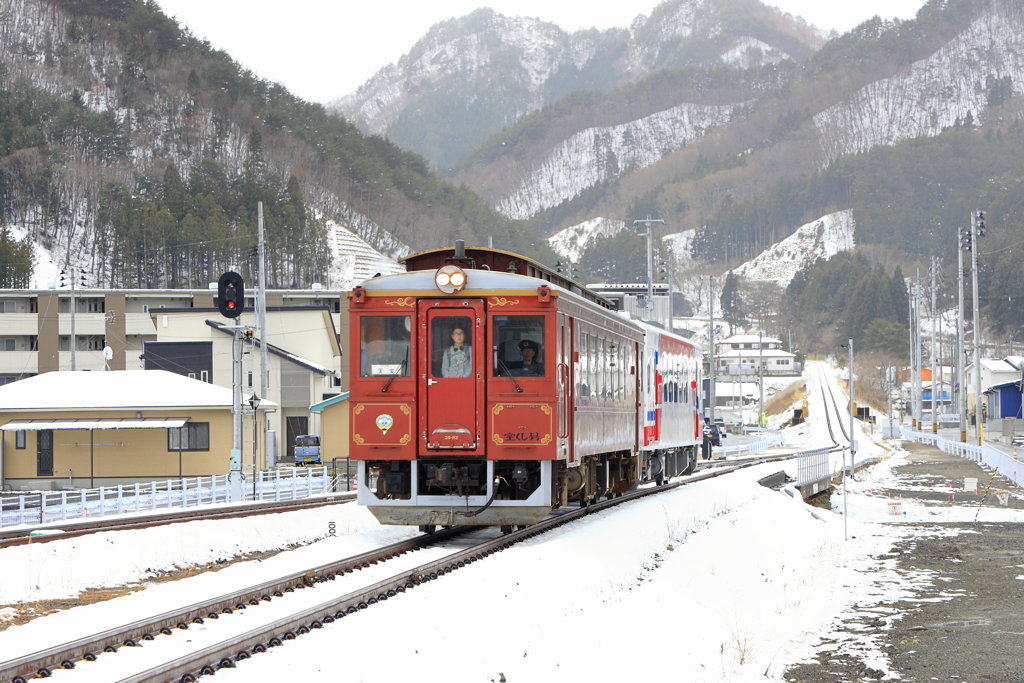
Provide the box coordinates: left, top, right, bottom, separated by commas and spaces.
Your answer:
29, 298, 37, 313
16, 429, 26, 449
0, 338, 14, 351
201, 370, 209, 382
776, 359, 788, 365
86, 300, 105, 313
0, 300, 14, 313
78, 336, 105, 350
0, 375, 15, 385
247, 370, 253, 388
168, 423, 210, 451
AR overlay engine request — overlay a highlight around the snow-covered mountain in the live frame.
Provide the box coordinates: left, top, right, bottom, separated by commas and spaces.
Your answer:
331, 0, 819, 168
497, 102, 741, 220
814, 0, 1024, 164
547, 217, 627, 262
731, 210, 856, 285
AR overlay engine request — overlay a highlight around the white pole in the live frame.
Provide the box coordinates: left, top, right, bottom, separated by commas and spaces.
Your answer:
971, 211, 983, 445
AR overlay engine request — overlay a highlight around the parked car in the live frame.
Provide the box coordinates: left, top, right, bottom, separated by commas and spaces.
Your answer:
709, 424, 723, 447
294, 434, 322, 466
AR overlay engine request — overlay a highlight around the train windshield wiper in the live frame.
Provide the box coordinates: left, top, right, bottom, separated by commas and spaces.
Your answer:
381, 355, 407, 393
497, 359, 523, 392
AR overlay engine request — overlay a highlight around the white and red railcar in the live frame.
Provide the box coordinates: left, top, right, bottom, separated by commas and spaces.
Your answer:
347, 245, 702, 532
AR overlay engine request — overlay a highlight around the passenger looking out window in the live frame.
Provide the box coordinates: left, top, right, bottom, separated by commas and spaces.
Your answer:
441, 324, 472, 377
431, 316, 472, 378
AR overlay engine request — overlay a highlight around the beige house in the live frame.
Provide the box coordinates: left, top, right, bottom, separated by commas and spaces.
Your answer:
0, 370, 275, 490
309, 392, 350, 464
0, 287, 347, 464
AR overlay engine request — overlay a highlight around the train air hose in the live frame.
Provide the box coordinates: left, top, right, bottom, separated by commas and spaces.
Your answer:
462, 476, 504, 517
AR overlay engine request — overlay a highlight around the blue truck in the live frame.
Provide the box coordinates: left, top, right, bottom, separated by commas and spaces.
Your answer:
294, 434, 322, 466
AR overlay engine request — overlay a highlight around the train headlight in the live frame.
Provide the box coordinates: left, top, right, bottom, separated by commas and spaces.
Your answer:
435, 265, 468, 294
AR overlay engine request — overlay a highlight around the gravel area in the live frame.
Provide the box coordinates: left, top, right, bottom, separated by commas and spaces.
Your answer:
785, 441, 1024, 683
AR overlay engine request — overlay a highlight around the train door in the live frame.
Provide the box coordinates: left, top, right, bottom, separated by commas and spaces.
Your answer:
418, 300, 484, 452
557, 313, 574, 463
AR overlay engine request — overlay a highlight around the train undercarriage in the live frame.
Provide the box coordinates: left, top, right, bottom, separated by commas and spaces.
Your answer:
359, 446, 697, 531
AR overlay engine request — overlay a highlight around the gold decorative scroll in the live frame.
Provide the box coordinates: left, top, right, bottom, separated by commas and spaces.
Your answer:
488, 297, 520, 307
384, 297, 416, 307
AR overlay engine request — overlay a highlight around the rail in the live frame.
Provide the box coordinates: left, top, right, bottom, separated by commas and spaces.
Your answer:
0, 467, 331, 528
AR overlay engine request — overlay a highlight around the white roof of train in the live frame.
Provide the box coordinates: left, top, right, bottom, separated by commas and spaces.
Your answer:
358, 269, 702, 353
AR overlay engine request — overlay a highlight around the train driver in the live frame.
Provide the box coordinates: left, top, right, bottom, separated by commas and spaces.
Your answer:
511, 339, 543, 376
441, 326, 473, 377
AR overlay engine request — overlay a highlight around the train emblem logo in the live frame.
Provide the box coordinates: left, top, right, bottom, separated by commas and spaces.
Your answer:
375, 414, 394, 435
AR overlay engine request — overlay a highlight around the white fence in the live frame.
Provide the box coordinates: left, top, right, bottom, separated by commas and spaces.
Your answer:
795, 447, 833, 488
1, 467, 332, 528
899, 428, 1023, 487
717, 428, 786, 458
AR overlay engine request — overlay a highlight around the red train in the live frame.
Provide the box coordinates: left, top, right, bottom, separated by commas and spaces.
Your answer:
348, 243, 703, 532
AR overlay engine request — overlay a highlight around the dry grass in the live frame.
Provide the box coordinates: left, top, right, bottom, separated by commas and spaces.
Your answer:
0, 548, 288, 631
765, 380, 807, 417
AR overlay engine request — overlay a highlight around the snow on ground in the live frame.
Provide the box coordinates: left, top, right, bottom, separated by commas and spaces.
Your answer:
7, 224, 60, 289
2, 361, 1022, 682
731, 210, 855, 286
547, 217, 626, 262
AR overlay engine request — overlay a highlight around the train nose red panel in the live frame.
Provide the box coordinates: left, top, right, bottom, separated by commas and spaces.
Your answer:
420, 300, 485, 453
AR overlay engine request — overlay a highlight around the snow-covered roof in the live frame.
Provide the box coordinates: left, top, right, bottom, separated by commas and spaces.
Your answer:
978, 359, 1019, 374
721, 334, 782, 344
717, 349, 794, 359
0, 371, 278, 411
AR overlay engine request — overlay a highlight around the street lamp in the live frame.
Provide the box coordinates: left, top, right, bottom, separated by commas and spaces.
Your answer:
248, 393, 261, 500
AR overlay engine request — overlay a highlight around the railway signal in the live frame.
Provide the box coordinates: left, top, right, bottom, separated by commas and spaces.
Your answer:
218, 271, 244, 318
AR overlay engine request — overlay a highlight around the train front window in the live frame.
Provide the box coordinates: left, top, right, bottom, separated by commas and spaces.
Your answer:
431, 315, 473, 378
493, 315, 546, 377
360, 316, 411, 377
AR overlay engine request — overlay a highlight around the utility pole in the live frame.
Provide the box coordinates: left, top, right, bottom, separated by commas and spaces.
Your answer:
848, 337, 855, 476
958, 227, 968, 442
971, 210, 985, 444
931, 256, 939, 433
706, 276, 717, 423
758, 330, 764, 428
917, 272, 925, 428
633, 216, 664, 323
256, 202, 268, 411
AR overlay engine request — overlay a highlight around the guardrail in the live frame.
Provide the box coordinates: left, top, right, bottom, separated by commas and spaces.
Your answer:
898, 427, 1022, 487
0, 467, 331, 528
795, 446, 833, 488
717, 429, 786, 458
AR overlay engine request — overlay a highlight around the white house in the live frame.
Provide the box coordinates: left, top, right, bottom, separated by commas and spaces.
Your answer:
714, 334, 798, 376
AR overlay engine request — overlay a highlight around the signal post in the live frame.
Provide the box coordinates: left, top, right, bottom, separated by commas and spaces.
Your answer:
218, 271, 248, 502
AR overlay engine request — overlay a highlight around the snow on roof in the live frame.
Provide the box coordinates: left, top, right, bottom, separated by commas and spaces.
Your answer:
980, 358, 1018, 373
717, 349, 795, 358
0, 371, 278, 411
721, 334, 782, 344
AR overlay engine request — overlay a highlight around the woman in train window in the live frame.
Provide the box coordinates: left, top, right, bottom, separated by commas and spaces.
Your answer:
441, 326, 472, 377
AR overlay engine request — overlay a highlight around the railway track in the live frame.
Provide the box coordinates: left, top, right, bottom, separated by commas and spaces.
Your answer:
1, 454, 791, 683
0, 493, 355, 549
814, 362, 851, 450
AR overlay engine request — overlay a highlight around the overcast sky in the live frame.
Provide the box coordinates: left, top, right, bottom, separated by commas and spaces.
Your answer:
155, 0, 929, 104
